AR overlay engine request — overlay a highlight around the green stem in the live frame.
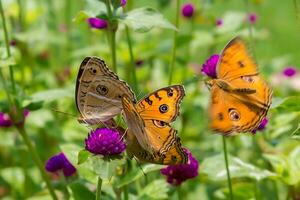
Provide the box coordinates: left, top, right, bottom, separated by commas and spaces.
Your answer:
96, 176, 102, 200
222, 136, 234, 200
125, 26, 137, 92
0, 0, 16, 94
293, 0, 300, 30
244, 0, 254, 53
168, 0, 180, 85
177, 186, 182, 200
123, 185, 128, 200
105, 0, 117, 73
16, 126, 58, 200
0, 70, 13, 107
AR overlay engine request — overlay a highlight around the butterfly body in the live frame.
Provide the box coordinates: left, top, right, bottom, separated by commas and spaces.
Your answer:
207, 37, 272, 135
122, 85, 188, 165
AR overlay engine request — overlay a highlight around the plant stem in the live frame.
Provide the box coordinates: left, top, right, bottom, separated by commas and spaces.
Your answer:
16, 126, 58, 200
222, 136, 234, 200
293, 0, 300, 30
177, 186, 182, 200
123, 185, 128, 200
96, 176, 102, 200
0, 0, 16, 94
168, 0, 180, 85
105, 0, 117, 73
244, 0, 255, 54
125, 26, 137, 92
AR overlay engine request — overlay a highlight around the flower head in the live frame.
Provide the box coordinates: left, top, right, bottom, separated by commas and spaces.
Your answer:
85, 128, 126, 156
45, 153, 76, 177
0, 112, 12, 127
160, 149, 199, 186
248, 13, 257, 24
0, 109, 30, 128
216, 18, 223, 27
121, 0, 126, 6
201, 54, 219, 78
181, 3, 194, 18
283, 67, 298, 77
252, 117, 268, 134
87, 18, 108, 29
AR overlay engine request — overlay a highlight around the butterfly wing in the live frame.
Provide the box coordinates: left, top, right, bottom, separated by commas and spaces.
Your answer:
209, 84, 269, 135
76, 57, 135, 124
217, 37, 258, 81
136, 85, 185, 123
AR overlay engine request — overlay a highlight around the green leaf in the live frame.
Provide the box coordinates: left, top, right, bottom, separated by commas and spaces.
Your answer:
85, 0, 107, 16
120, 7, 176, 33
291, 124, 300, 140
116, 164, 164, 188
73, 11, 90, 23
69, 180, 95, 200
23, 88, 73, 106
273, 96, 300, 112
201, 154, 276, 181
77, 149, 90, 165
138, 180, 169, 200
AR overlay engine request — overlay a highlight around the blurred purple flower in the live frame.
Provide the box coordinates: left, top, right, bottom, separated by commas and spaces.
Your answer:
87, 18, 108, 29
248, 13, 257, 24
135, 59, 144, 67
85, 128, 126, 156
0, 112, 12, 127
282, 67, 298, 77
216, 18, 223, 26
252, 117, 268, 134
45, 153, 76, 177
0, 109, 30, 128
121, 0, 126, 6
201, 54, 219, 78
181, 3, 194, 18
160, 149, 199, 186
10, 39, 17, 46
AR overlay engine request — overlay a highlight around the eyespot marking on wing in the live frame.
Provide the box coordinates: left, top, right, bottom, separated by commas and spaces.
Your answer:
228, 108, 240, 121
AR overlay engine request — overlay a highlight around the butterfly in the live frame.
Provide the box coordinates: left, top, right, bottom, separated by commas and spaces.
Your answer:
122, 85, 188, 165
206, 37, 272, 135
75, 56, 135, 125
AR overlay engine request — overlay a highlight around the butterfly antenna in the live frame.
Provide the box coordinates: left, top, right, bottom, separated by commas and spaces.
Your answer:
51, 108, 77, 118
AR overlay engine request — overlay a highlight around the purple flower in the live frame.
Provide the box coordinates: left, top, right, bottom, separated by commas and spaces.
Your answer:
216, 18, 223, 26
248, 13, 257, 24
87, 18, 108, 29
160, 149, 199, 186
10, 39, 17, 46
0, 109, 30, 128
45, 153, 76, 177
85, 128, 126, 156
201, 54, 219, 78
181, 3, 194, 18
121, 0, 126, 6
0, 112, 12, 127
252, 117, 268, 134
283, 67, 298, 77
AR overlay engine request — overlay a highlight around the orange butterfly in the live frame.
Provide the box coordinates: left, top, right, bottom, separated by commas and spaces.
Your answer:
206, 37, 272, 135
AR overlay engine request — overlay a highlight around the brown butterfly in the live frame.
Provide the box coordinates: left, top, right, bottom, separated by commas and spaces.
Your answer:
122, 85, 188, 165
206, 37, 272, 135
75, 57, 135, 125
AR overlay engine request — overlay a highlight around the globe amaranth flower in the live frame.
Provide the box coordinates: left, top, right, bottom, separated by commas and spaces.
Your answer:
87, 18, 108, 29
252, 117, 268, 134
181, 3, 194, 18
282, 67, 298, 77
216, 18, 223, 27
201, 54, 220, 78
248, 13, 257, 24
85, 128, 126, 156
160, 149, 199, 186
0, 109, 30, 128
121, 0, 126, 6
45, 153, 76, 177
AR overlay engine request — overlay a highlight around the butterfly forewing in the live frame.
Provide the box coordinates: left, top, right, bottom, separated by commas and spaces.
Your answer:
75, 57, 135, 124
136, 85, 185, 123
217, 37, 258, 81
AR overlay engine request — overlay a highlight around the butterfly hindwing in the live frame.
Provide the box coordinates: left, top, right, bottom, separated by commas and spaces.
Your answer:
76, 57, 135, 124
